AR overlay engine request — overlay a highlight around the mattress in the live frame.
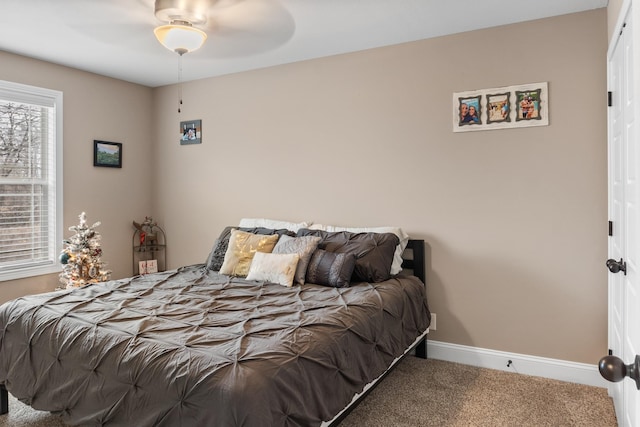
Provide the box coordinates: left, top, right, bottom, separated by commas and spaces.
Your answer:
0, 264, 430, 426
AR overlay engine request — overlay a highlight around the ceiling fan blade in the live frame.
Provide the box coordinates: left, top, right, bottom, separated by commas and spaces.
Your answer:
200, 0, 295, 57
50, 0, 160, 49
60, 1, 154, 33
57, 0, 154, 23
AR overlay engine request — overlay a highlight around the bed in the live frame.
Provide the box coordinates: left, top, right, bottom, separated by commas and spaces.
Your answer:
0, 225, 430, 426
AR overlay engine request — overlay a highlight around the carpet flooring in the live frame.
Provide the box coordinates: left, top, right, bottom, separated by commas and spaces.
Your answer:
0, 357, 617, 426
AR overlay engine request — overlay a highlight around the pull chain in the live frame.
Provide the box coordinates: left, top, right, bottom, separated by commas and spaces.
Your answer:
178, 53, 183, 113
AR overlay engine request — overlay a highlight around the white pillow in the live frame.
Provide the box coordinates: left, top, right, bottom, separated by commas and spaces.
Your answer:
246, 252, 300, 287
308, 224, 409, 275
238, 218, 312, 233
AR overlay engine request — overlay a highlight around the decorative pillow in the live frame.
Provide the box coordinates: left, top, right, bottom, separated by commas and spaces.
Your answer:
272, 235, 322, 286
206, 226, 295, 271
297, 229, 399, 283
305, 249, 356, 288
219, 230, 279, 277
308, 224, 409, 275
246, 252, 300, 287
238, 218, 312, 233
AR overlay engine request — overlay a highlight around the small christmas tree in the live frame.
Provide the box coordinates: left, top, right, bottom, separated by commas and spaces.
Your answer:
59, 212, 111, 289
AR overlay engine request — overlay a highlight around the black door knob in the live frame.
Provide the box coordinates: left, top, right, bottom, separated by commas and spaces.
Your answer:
599, 354, 640, 390
606, 258, 627, 275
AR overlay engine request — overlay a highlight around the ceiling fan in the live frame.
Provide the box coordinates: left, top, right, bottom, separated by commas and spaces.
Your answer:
62, 0, 295, 58
154, 0, 263, 55
153, 0, 212, 55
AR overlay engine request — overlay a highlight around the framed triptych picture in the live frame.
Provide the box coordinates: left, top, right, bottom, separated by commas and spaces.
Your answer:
453, 82, 549, 132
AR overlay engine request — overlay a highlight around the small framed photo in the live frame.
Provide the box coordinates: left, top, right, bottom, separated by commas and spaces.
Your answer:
515, 89, 543, 121
457, 95, 482, 127
486, 92, 511, 124
93, 140, 122, 168
180, 120, 202, 145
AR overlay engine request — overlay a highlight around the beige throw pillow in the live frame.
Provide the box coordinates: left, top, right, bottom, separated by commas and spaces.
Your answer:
246, 252, 300, 287
219, 230, 279, 277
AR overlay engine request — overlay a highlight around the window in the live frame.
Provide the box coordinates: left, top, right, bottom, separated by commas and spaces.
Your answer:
0, 80, 63, 281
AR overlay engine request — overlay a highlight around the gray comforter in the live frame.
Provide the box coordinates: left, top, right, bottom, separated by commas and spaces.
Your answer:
0, 265, 430, 426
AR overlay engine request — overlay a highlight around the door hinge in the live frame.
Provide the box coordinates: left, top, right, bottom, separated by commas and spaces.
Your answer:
608, 91, 613, 107
609, 220, 613, 236
609, 349, 613, 356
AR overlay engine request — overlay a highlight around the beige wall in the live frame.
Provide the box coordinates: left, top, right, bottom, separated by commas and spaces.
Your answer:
0, 52, 154, 301
153, 10, 608, 364
0, 9, 609, 365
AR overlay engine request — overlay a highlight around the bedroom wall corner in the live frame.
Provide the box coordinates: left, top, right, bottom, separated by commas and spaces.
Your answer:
607, 0, 625, 43
150, 9, 608, 365
0, 51, 154, 304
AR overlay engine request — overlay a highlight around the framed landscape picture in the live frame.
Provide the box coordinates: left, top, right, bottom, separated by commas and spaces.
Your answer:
93, 140, 122, 168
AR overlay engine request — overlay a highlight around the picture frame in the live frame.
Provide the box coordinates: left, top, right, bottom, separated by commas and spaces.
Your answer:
93, 140, 122, 168
457, 95, 482, 127
180, 119, 202, 145
453, 82, 548, 132
486, 92, 511, 124
515, 88, 543, 122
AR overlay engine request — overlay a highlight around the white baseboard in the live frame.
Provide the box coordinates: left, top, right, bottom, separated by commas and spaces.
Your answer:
426, 340, 609, 389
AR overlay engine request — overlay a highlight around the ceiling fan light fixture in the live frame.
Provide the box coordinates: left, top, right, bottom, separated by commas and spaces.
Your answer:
154, 21, 207, 55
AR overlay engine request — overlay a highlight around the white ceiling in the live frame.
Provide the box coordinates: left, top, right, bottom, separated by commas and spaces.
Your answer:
0, 0, 608, 88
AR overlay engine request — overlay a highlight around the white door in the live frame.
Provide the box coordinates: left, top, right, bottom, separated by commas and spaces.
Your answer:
608, 8, 640, 427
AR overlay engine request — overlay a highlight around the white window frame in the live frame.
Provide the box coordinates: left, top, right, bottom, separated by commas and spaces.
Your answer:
0, 80, 63, 281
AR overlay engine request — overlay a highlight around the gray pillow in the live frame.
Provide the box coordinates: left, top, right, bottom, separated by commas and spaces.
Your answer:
273, 235, 321, 286
296, 229, 399, 283
305, 249, 356, 288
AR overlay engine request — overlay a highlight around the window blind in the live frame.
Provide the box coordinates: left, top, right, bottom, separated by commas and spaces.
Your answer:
0, 80, 62, 280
